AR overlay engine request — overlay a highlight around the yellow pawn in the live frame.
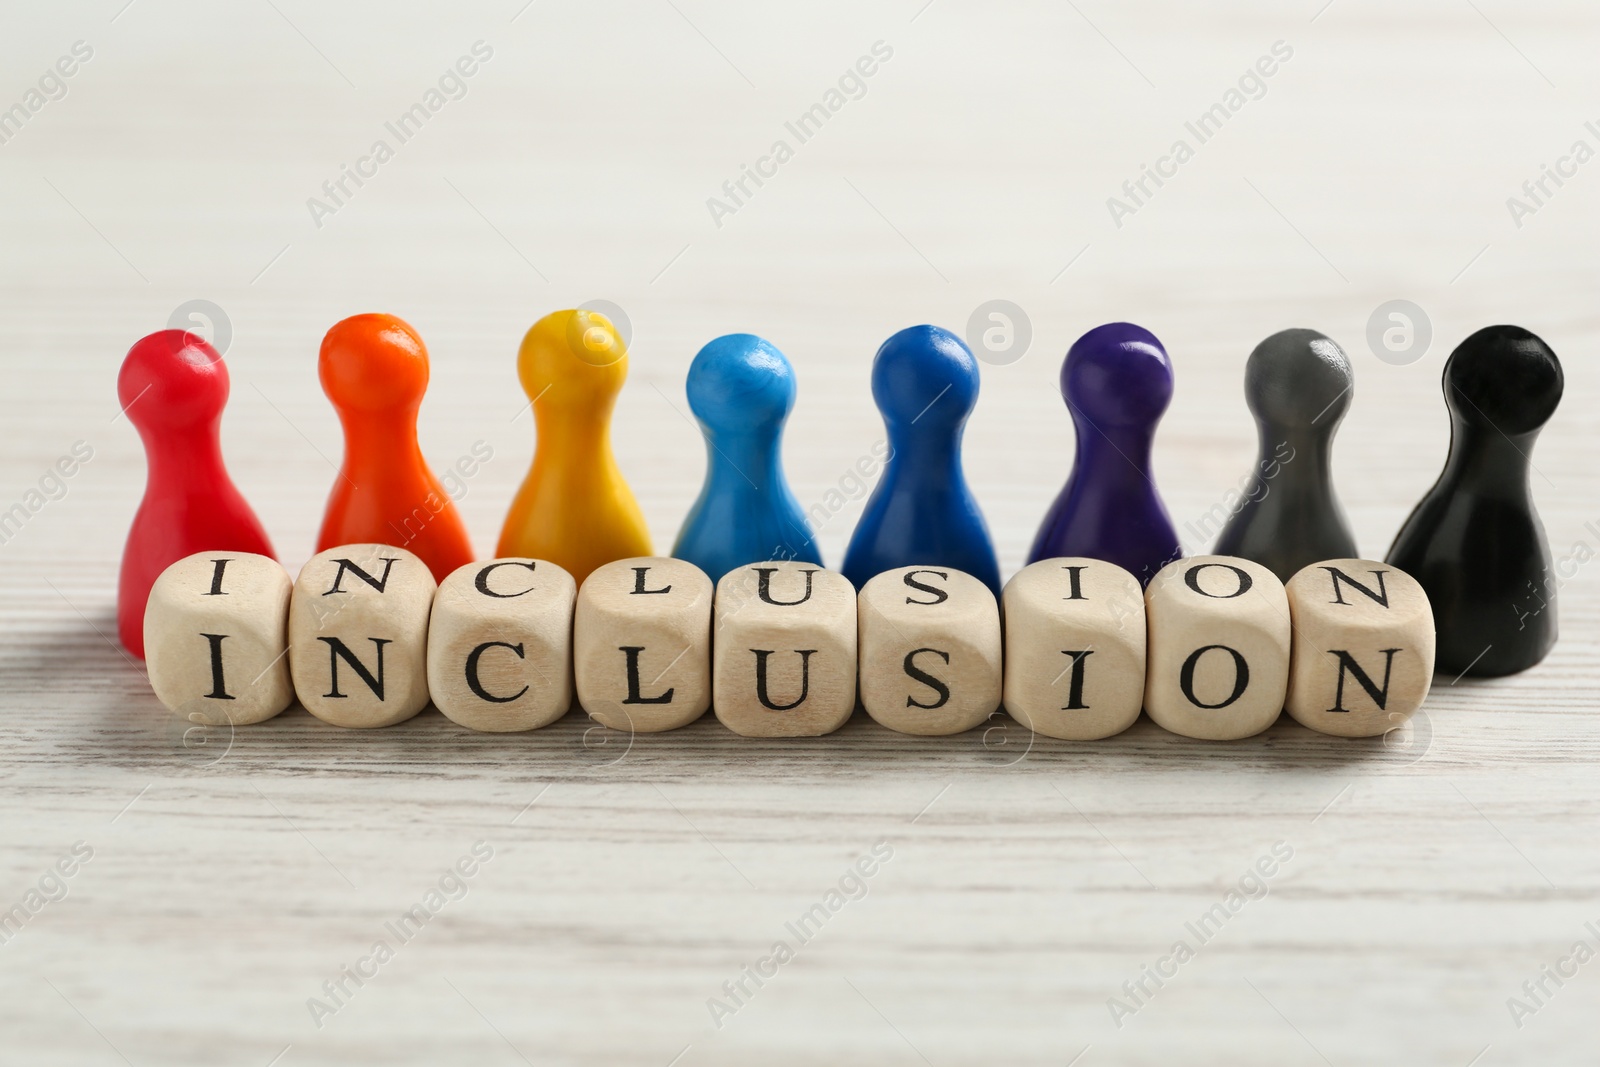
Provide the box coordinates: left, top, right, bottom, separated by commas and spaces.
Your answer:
497, 309, 653, 584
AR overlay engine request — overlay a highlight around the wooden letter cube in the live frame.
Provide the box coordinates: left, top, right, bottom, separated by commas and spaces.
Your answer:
573, 557, 712, 733
289, 544, 436, 728
1002, 558, 1146, 740
858, 566, 1002, 736
1285, 559, 1435, 737
144, 551, 293, 726
427, 558, 576, 732
1145, 555, 1291, 740
712, 561, 857, 738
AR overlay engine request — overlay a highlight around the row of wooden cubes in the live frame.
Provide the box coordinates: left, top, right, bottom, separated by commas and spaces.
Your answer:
144, 544, 1435, 741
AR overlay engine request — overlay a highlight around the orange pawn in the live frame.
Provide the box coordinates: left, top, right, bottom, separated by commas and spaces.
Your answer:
316, 314, 474, 581
497, 309, 651, 583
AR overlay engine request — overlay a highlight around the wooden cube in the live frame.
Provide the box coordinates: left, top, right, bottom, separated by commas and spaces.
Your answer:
712, 561, 857, 737
573, 557, 712, 733
427, 558, 576, 732
143, 551, 293, 726
1284, 559, 1436, 737
858, 566, 1002, 736
1002, 557, 1146, 740
288, 544, 436, 728
1144, 555, 1291, 740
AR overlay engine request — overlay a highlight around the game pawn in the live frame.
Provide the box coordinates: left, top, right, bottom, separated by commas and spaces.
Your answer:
1028, 322, 1181, 586
673, 334, 821, 580
117, 330, 275, 658
1214, 328, 1360, 581
1388, 325, 1564, 677
497, 309, 652, 584
841, 325, 1001, 596
316, 314, 474, 582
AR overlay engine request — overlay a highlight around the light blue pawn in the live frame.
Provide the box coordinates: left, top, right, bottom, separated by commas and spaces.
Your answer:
672, 334, 822, 581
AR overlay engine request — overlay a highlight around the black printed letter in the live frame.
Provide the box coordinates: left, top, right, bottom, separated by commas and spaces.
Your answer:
620, 646, 674, 704
1326, 648, 1401, 712
318, 637, 390, 699
904, 648, 951, 709
201, 633, 234, 700
1179, 645, 1250, 709
751, 649, 816, 710
475, 561, 537, 598
465, 641, 529, 703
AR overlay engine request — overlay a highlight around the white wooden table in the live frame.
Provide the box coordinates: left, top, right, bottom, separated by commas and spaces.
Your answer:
2, 1, 1597, 1063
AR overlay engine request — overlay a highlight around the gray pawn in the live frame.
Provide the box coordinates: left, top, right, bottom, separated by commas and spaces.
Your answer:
1214, 328, 1359, 580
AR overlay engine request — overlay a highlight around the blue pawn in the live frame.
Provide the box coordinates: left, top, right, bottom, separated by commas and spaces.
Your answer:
672, 334, 822, 581
841, 325, 1001, 596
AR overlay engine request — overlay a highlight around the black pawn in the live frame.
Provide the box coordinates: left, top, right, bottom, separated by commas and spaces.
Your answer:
1214, 328, 1359, 581
1388, 325, 1563, 677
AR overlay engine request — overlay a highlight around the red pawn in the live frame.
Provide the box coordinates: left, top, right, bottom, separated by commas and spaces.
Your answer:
315, 314, 474, 580
117, 330, 275, 658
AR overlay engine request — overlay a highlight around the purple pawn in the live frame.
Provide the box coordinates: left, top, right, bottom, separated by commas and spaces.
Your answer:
1027, 323, 1181, 585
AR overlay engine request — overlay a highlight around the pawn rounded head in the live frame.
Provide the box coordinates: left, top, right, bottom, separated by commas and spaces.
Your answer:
1445, 325, 1563, 435
1062, 322, 1173, 427
871, 325, 979, 430
686, 334, 796, 433
319, 314, 429, 413
518, 309, 629, 407
1244, 328, 1353, 429
118, 329, 228, 431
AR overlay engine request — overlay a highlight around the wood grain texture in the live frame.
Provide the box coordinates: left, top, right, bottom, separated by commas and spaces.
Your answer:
2, 1, 1599, 1064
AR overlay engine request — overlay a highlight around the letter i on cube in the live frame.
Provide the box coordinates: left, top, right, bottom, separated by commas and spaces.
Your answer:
1002, 558, 1146, 740
144, 551, 294, 725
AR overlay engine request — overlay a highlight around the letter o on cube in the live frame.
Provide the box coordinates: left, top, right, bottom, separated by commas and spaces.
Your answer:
1144, 556, 1290, 740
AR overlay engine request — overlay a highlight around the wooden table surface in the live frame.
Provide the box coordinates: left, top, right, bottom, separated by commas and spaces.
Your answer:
3, 1, 1598, 1063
